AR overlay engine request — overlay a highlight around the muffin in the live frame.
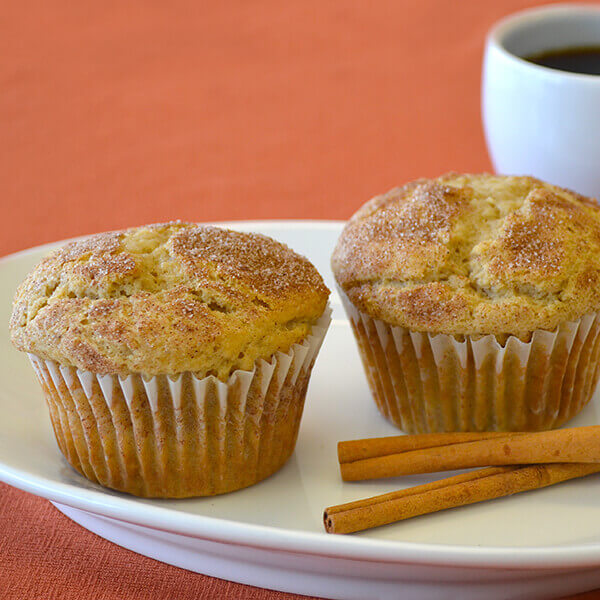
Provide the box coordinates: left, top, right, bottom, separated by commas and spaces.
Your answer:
332, 173, 600, 433
10, 222, 330, 497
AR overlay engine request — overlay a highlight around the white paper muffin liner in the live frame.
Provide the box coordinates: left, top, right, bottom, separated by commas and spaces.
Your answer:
339, 290, 600, 433
28, 307, 331, 497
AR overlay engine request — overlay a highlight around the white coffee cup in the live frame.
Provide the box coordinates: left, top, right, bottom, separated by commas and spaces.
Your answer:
482, 4, 600, 198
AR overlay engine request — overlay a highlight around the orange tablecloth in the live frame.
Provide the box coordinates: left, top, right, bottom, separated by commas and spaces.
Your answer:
2, 1, 600, 599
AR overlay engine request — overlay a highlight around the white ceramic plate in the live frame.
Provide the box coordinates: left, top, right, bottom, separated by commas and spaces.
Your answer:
3, 221, 600, 600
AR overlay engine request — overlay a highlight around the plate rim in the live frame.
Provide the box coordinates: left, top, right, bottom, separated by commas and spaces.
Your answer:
3, 219, 600, 570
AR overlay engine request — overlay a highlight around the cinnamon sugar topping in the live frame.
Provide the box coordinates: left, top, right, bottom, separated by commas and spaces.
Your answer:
10, 222, 329, 377
332, 173, 600, 336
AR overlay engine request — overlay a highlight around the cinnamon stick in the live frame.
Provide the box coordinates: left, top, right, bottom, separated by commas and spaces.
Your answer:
339, 426, 600, 481
338, 431, 528, 463
324, 463, 600, 534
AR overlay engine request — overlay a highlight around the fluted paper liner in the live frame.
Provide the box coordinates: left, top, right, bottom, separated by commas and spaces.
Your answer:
340, 291, 600, 433
28, 307, 331, 497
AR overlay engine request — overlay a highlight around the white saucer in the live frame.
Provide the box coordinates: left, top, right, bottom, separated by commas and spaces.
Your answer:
3, 221, 600, 600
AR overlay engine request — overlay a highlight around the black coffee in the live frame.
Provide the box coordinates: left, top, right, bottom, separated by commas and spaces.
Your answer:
525, 46, 600, 75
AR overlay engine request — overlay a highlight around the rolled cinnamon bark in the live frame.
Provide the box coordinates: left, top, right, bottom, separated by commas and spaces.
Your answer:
339, 426, 600, 481
338, 431, 528, 463
325, 463, 600, 534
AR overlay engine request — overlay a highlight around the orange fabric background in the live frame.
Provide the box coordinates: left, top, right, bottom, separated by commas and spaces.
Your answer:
2, 1, 600, 599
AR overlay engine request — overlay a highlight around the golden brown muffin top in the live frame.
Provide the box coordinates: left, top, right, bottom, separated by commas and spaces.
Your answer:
10, 222, 329, 377
332, 173, 600, 336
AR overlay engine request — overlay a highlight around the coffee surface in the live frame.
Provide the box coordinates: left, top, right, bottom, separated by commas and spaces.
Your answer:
525, 46, 600, 75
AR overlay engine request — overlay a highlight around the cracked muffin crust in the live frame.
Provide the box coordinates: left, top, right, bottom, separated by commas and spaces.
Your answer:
332, 173, 600, 337
10, 222, 330, 378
